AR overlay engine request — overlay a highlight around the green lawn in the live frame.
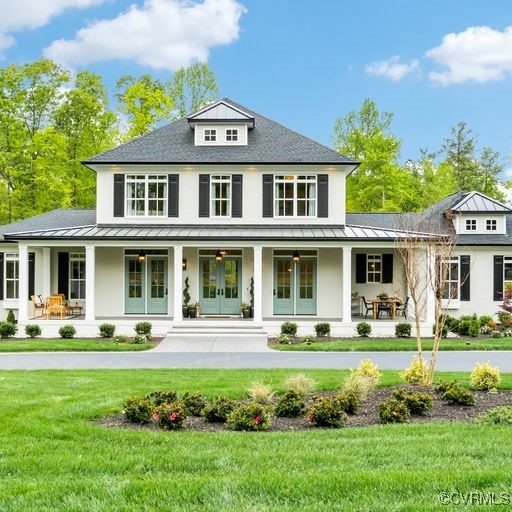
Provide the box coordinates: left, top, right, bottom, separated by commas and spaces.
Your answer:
0, 338, 153, 352
272, 337, 512, 352
2, 369, 512, 511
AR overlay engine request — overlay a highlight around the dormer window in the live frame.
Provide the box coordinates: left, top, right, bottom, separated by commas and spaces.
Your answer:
226, 129, 238, 142
204, 129, 216, 142
465, 219, 476, 231
486, 219, 497, 231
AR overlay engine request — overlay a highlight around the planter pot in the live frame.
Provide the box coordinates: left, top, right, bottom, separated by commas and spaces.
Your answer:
182, 305, 189, 318
242, 309, 250, 319
250, 307, 254, 318
188, 309, 197, 319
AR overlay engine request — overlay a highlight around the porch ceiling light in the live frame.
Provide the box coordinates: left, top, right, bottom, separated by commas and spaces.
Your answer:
138, 249, 146, 263
215, 251, 223, 262
292, 250, 300, 262
182, 259, 187, 270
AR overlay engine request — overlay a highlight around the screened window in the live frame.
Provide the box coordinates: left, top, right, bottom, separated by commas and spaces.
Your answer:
274, 175, 316, 217
4, 253, 19, 299
211, 175, 231, 217
465, 219, 477, 231
69, 253, 86, 300
441, 257, 460, 301
226, 129, 238, 142
486, 219, 497, 231
204, 129, 216, 142
367, 254, 382, 283
126, 175, 167, 217
504, 257, 512, 292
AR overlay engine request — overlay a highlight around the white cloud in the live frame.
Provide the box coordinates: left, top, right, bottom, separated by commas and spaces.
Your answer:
365, 55, 419, 81
44, 0, 246, 71
0, 0, 104, 53
427, 26, 512, 85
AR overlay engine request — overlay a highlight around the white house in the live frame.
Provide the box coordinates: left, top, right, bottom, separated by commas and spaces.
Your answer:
0, 99, 510, 337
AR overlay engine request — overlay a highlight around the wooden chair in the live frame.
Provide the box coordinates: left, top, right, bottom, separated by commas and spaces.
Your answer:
395, 297, 410, 319
361, 296, 373, 319
31, 295, 46, 318
46, 295, 66, 319
377, 300, 393, 319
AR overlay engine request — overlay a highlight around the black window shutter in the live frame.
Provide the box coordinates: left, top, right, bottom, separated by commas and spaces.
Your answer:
113, 174, 125, 217
355, 253, 367, 283
317, 174, 329, 218
232, 175, 243, 218
460, 255, 470, 301
382, 254, 393, 284
494, 255, 504, 301
262, 175, 273, 217
58, 252, 69, 298
28, 252, 35, 299
168, 174, 179, 217
0, 253, 4, 300
199, 174, 210, 217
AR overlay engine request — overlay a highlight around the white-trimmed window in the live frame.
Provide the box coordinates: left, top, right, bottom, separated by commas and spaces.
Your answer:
211, 175, 231, 217
274, 175, 317, 217
486, 219, 497, 231
367, 254, 382, 283
126, 175, 167, 217
441, 257, 460, 301
4, 253, 19, 299
226, 129, 238, 142
69, 253, 86, 300
204, 129, 216, 142
465, 219, 477, 231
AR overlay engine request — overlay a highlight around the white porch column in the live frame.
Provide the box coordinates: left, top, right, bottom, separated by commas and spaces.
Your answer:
173, 245, 183, 322
342, 246, 352, 323
425, 248, 436, 324
253, 246, 263, 323
18, 244, 29, 322
85, 245, 95, 321
41, 248, 51, 298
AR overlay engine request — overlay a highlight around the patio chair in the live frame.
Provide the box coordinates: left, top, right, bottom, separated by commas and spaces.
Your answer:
395, 297, 410, 319
361, 296, 373, 319
31, 295, 46, 318
46, 295, 66, 319
377, 300, 393, 319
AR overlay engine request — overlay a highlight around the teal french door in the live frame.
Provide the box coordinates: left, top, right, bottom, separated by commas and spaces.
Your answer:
273, 257, 316, 315
125, 256, 168, 314
200, 257, 241, 315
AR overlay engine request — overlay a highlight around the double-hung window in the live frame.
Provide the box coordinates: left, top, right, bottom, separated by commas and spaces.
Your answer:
441, 257, 460, 301
274, 175, 317, 217
69, 253, 86, 300
126, 175, 167, 217
367, 254, 382, 283
4, 253, 19, 299
211, 175, 231, 217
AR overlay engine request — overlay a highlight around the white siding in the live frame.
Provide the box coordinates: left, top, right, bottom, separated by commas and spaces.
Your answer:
194, 124, 248, 146
454, 214, 506, 235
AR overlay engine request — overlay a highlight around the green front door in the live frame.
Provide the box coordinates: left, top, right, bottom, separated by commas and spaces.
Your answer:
296, 258, 316, 315
273, 258, 294, 315
200, 257, 241, 315
147, 257, 168, 314
125, 257, 145, 314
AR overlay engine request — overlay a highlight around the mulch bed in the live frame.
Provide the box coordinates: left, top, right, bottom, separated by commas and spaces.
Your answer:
94, 386, 512, 433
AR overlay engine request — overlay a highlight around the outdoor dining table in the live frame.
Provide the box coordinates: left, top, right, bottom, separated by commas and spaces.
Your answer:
370, 298, 401, 320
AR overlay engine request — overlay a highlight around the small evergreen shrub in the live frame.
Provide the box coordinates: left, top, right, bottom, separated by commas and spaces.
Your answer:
468, 319, 480, 337
6, 310, 16, 324
479, 315, 494, 327
0, 322, 17, 338
470, 362, 501, 391
203, 396, 236, 423
134, 321, 152, 338
456, 315, 475, 336
434, 380, 458, 395
314, 322, 331, 337
395, 323, 411, 338
492, 331, 504, 339
379, 398, 410, 424
99, 323, 116, 338
276, 333, 292, 345
123, 395, 153, 424
247, 382, 274, 404
154, 402, 187, 430
337, 373, 373, 415
280, 322, 298, 336
227, 402, 270, 431
440, 384, 475, 406
284, 373, 317, 396
307, 396, 347, 428
113, 335, 128, 344
25, 324, 41, 338
392, 388, 433, 415
58, 325, 76, 339
146, 390, 178, 406
133, 334, 149, 344
273, 390, 306, 418
351, 359, 381, 386
181, 392, 208, 416
476, 406, 512, 425
356, 322, 371, 337
400, 357, 428, 385
301, 335, 316, 344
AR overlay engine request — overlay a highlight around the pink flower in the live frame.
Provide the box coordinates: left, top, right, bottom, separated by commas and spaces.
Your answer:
151, 413, 158, 422
169, 412, 178, 421
306, 414, 313, 422
253, 416, 262, 424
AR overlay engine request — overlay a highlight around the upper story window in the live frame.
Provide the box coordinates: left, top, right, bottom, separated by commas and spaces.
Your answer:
504, 257, 512, 292
465, 219, 477, 231
4, 253, 19, 299
274, 175, 317, 217
486, 219, 497, 231
226, 129, 238, 142
367, 254, 382, 283
126, 175, 167, 217
204, 129, 216, 142
441, 257, 460, 301
211, 175, 231, 217
69, 253, 86, 300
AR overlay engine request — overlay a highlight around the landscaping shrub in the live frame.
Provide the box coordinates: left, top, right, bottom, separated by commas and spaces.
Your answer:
400, 357, 427, 385
498, 311, 512, 327
470, 362, 501, 391
492, 331, 504, 339
439, 383, 475, 406
99, 323, 116, 338
379, 398, 410, 424
480, 325, 493, 336
356, 322, 371, 337
123, 395, 153, 424
203, 396, 236, 423
351, 359, 381, 386
314, 322, 331, 337
6, 310, 16, 324
301, 335, 316, 344
468, 319, 480, 338
280, 322, 297, 337
479, 315, 494, 327
133, 334, 149, 344
247, 382, 274, 404
58, 325, 76, 339
456, 315, 476, 336
443, 315, 460, 332
0, 321, 17, 338
392, 388, 433, 415
395, 323, 411, 338
24, 324, 41, 338
146, 390, 178, 406
227, 402, 270, 431
433, 323, 449, 338
476, 406, 512, 425
113, 335, 128, 344
307, 396, 347, 428
134, 321, 152, 338
181, 392, 208, 416
154, 402, 187, 430
337, 373, 373, 415
273, 390, 306, 418
434, 380, 458, 395
284, 373, 317, 396
276, 333, 292, 345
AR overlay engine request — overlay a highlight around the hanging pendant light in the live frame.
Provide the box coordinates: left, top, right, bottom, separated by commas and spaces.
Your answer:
215, 250, 223, 262
138, 249, 146, 263
292, 250, 300, 262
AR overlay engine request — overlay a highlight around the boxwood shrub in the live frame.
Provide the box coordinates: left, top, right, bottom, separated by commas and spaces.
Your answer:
0, 321, 16, 338
378, 398, 410, 424
314, 322, 331, 337
99, 323, 116, 338
356, 322, 371, 337
395, 323, 411, 338
203, 396, 237, 423
227, 402, 270, 431
280, 322, 298, 336
273, 390, 306, 418
123, 395, 153, 424
25, 324, 41, 338
307, 396, 347, 428
58, 325, 76, 339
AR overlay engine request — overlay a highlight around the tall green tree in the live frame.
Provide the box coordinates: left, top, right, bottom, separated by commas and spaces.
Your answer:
478, 147, 504, 200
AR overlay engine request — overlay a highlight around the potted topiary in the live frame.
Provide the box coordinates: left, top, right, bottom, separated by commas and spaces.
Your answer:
188, 302, 200, 318
183, 276, 191, 318
249, 277, 254, 318
241, 303, 250, 319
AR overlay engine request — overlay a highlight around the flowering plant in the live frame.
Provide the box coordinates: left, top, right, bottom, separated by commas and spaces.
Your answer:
154, 402, 187, 430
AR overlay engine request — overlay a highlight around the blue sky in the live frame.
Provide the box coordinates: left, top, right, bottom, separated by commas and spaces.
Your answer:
2, 0, 512, 173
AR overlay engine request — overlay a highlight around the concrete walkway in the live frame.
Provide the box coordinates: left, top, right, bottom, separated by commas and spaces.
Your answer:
1, 350, 512, 371
152, 335, 271, 352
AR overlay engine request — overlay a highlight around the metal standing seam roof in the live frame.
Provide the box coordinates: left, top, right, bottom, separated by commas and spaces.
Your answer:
450, 191, 512, 213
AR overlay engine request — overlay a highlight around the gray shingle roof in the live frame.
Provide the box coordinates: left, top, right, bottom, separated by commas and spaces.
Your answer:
84, 98, 357, 165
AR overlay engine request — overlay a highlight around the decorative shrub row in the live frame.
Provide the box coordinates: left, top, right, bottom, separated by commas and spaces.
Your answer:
279, 322, 331, 340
